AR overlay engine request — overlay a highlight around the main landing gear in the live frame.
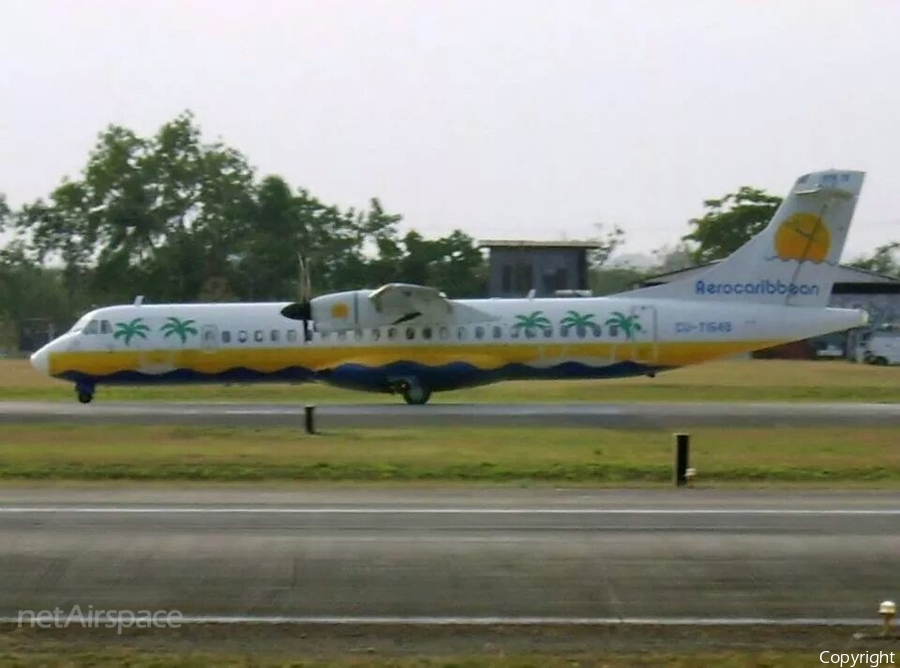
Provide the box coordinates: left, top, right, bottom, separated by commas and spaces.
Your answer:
76, 382, 94, 404
390, 379, 432, 405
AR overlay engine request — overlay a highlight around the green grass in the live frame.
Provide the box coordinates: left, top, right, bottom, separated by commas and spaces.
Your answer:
2, 358, 899, 403
0, 650, 831, 667
0, 424, 896, 484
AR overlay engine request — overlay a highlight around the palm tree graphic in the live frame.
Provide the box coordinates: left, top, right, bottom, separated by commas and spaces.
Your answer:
113, 318, 150, 346
514, 311, 551, 337
560, 310, 597, 336
605, 311, 643, 340
160, 317, 198, 344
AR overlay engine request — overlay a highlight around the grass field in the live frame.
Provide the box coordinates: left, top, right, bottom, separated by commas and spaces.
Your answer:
0, 650, 831, 667
1, 358, 899, 403
0, 423, 896, 483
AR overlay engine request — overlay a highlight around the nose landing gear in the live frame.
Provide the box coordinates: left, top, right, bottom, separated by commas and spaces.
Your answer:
76, 382, 95, 404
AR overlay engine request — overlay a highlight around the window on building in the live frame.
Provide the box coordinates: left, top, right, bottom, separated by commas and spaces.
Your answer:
502, 265, 512, 292
513, 263, 531, 293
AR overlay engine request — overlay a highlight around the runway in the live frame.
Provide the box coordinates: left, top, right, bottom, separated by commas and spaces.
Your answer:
1, 488, 897, 623
1, 399, 899, 428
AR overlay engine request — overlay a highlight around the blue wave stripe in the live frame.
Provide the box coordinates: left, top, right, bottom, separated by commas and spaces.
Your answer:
59, 360, 669, 392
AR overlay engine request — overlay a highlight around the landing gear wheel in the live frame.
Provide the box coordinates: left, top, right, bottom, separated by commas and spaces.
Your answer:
76, 383, 94, 404
402, 385, 432, 405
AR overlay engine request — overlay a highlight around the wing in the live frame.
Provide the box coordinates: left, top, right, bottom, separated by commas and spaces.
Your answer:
302, 284, 498, 333
368, 283, 452, 317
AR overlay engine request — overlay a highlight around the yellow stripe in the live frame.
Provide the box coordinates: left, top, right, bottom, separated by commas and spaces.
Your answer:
48, 340, 784, 377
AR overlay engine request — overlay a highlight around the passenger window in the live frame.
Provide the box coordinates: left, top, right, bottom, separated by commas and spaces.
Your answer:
406, 327, 416, 340
322, 332, 332, 342
371, 328, 381, 341
286, 329, 297, 343
439, 326, 450, 340
608, 325, 619, 338
543, 326, 553, 338
510, 326, 520, 339
222, 331, 231, 344
337, 331, 347, 341
271, 330, 280, 343
492, 326, 502, 339
254, 330, 264, 343
560, 327, 569, 338
100, 320, 112, 335
354, 329, 364, 341
238, 330, 248, 343
84, 320, 99, 335
422, 327, 432, 340
576, 326, 586, 339
388, 327, 398, 340
457, 326, 467, 340
475, 326, 485, 340
593, 325, 603, 338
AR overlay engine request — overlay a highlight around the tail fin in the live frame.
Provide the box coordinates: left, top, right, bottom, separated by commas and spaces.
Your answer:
630, 169, 865, 307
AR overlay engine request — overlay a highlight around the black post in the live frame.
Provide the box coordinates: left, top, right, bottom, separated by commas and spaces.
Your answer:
305, 405, 316, 434
675, 433, 689, 486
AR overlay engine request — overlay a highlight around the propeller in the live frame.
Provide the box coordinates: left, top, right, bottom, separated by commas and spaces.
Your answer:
280, 254, 314, 342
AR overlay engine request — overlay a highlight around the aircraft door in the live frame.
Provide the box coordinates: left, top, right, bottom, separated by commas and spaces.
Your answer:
201, 325, 219, 353
627, 305, 658, 364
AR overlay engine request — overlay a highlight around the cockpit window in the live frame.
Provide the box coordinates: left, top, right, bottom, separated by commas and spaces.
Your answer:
69, 315, 91, 334
100, 320, 112, 335
83, 320, 99, 335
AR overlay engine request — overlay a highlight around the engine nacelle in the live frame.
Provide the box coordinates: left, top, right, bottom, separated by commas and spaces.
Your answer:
310, 290, 401, 333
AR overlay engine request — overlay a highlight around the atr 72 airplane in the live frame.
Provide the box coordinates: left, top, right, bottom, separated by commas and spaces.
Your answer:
30, 169, 869, 405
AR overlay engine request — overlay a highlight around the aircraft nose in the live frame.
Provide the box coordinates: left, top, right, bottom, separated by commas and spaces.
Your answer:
30, 346, 50, 375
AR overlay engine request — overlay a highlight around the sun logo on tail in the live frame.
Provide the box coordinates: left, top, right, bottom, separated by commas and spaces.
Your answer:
770, 213, 832, 264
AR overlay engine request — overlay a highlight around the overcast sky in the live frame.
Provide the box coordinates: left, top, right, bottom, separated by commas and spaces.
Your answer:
2, 0, 898, 261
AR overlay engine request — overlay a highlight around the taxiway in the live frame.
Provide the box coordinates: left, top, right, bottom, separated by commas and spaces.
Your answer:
0, 488, 897, 622
1, 400, 899, 428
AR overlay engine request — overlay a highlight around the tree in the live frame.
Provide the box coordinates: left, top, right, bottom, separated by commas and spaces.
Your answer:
0, 194, 9, 233
588, 223, 626, 268
848, 241, 900, 278
650, 242, 694, 273
682, 186, 782, 264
